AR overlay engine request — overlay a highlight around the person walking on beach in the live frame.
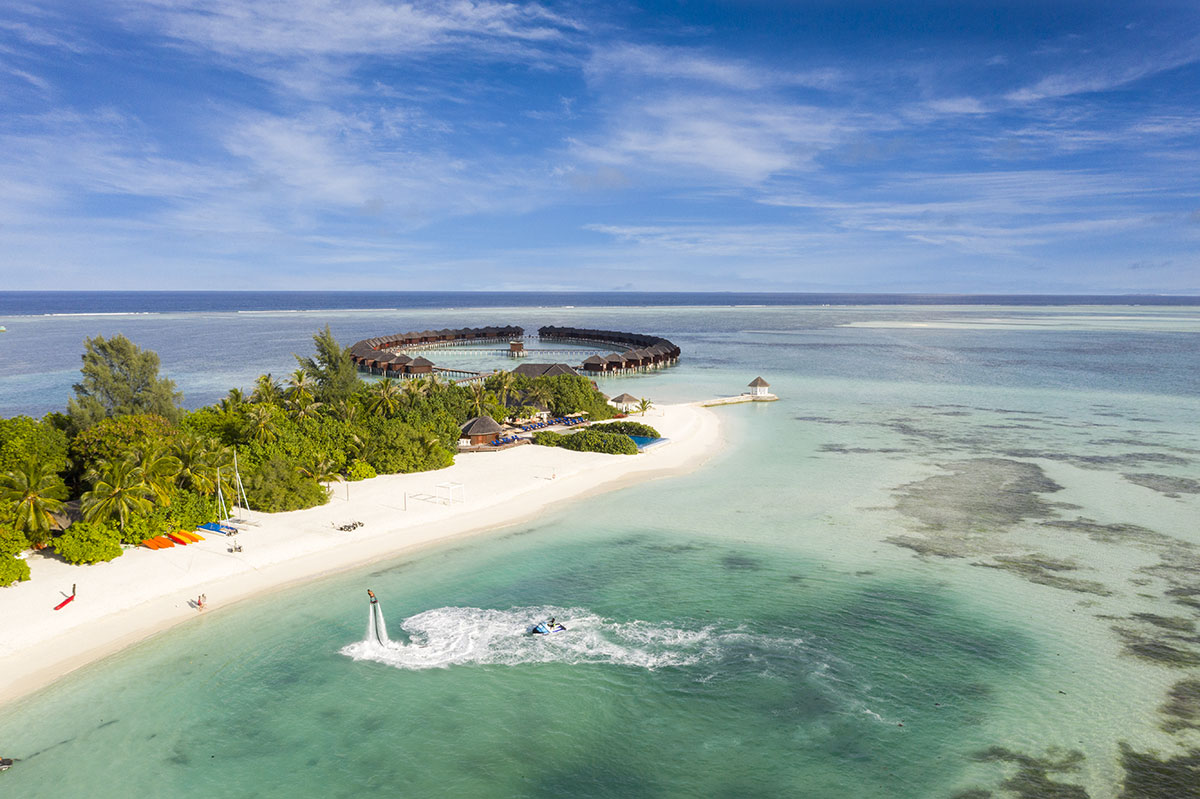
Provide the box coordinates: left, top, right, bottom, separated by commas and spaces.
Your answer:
197, 594, 206, 611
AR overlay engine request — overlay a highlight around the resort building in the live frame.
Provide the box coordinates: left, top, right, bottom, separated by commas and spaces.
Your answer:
512, 363, 579, 378
459, 416, 504, 446
748, 377, 770, 397
610, 393, 640, 412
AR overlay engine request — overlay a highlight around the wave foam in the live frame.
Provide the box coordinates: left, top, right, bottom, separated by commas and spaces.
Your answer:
341, 606, 802, 672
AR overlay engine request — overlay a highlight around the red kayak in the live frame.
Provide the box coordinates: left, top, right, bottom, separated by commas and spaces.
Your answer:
54, 594, 75, 611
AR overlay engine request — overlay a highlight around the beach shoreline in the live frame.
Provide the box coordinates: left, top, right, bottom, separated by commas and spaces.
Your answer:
0, 403, 724, 709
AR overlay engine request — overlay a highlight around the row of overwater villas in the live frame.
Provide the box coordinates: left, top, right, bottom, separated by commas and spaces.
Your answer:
349, 326, 526, 375
538, 326, 681, 374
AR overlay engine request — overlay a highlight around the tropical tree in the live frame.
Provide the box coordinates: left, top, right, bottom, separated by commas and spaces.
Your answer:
173, 433, 217, 495
220, 387, 246, 413
332, 398, 362, 424
493, 370, 516, 408
250, 374, 283, 406
637, 398, 653, 417
400, 379, 426, 405
0, 459, 67, 545
82, 460, 154, 530
522, 383, 553, 411
243, 404, 278, 444
286, 369, 317, 404
467, 381, 492, 416
295, 326, 361, 403
131, 445, 182, 504
366, 379, 404, 417
287, 394, 325, 421
298, 456, 341, 487
67, 334, 183, 429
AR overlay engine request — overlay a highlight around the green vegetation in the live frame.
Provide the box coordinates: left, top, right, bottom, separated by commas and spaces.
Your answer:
593, 421, 660, 438
54, 520, 123, 564
533, 428, 639, 455
0, 330, 621, 583
67, 334, 183, 429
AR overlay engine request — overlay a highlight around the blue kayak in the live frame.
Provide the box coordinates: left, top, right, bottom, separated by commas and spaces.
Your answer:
529, 621, 567, 635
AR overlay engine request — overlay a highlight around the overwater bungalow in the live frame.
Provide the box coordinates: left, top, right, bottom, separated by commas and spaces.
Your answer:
512, 362, 579, 378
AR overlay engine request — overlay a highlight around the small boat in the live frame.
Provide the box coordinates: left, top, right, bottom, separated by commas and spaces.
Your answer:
141, 538, 162, 549
0, 756, 13, 771
528, 620, 567, 635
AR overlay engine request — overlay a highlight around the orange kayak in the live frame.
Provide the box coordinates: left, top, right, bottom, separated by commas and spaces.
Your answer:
142, 538, 161, 549
188, 531, 205, 541
175, 531, 198, 543
155, 535, 175, 548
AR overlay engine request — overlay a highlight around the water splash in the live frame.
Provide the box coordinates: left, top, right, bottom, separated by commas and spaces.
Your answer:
341, 605, 806, 672
366, 599, 389, 647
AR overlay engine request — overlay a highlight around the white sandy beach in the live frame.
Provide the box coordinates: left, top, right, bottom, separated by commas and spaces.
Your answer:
0, 403, 723, 707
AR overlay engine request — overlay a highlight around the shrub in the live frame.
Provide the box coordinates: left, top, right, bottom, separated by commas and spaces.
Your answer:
55, 520, 123, 565
0, 522, 30, 557
0, 554, 30, 586
121, 490, 218, 545
538, 429, 637, 455
593, 421, 660, 438
531, 431, 564, 447
0, 416, 69, 475
244, 456, 329, 513
346, 460, 377, 481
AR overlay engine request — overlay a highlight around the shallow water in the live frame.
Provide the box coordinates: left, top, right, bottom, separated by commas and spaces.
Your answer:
2, 303, 1199, 797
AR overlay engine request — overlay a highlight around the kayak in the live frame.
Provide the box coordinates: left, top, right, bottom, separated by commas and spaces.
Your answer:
54, 595, 75, 611
529, 621, 567, 635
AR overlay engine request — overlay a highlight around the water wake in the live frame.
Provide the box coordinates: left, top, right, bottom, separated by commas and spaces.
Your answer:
341, 606, 805, 672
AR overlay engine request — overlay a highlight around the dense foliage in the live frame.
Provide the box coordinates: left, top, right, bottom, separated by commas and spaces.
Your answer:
67, 334, 183, 429
0, 416, 69, 475
592, 421, 660, 438
533, 428, 639, 455
54, 520, 123, 564
0, 328, 622, 583
0, 553, 30, 586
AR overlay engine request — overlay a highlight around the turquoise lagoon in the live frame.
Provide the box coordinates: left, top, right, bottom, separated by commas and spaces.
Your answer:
1, 304, 1199, 798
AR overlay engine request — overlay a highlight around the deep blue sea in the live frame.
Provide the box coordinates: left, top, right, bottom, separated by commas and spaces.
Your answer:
2, 293, 1199, 798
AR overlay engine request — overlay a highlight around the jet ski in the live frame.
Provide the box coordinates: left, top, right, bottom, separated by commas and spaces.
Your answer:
529, 620, 567, 635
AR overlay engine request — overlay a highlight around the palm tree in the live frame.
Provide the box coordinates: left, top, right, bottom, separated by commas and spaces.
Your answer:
82, 459, 154, 530
251, 373, 283, 406
493, 370, 516, 408
0, 459, 67, 546
288, 394, 325, 421
523, 383, 553, 412
131, 445, 182, 504
468, 381, 492, 416
244, 404, 278, 443
400, 379, 426, 405
220, 387, 246, 413
366, 379, 404, 417
298, 457, 341, 496
333, 398, 362, 424
637, 397, 653, 416
286, 369, 317, 404
173, 434, 230, 495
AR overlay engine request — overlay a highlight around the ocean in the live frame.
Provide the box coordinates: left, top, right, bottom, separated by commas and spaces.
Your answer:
1, 294, 1199, 798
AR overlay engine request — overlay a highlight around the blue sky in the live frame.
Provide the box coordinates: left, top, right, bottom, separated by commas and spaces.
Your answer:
1, 1, 1197, 293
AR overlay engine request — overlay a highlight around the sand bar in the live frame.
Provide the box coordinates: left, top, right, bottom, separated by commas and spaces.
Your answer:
0, 403, 723, 707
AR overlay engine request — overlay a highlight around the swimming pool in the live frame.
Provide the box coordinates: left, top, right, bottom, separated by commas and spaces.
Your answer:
629, 435, 666, 449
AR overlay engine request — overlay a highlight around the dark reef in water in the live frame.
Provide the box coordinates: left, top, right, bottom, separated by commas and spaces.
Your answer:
1122, 473, 1200, 498
1118, 743, 1200, 799
976, 555, 1112, 596
893, 458, 1063, 534
969, 746, 1089, 799
1160, 680, 1200, 734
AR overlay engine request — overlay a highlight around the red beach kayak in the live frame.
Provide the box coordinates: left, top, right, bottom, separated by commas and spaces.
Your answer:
54, 595, 75, 611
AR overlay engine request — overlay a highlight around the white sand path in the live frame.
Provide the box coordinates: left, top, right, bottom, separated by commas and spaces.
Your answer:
0, 403, 723, 706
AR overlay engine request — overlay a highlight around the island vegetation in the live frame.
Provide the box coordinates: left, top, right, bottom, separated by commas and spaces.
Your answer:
0, 327, 618, 584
